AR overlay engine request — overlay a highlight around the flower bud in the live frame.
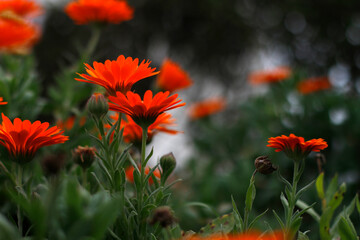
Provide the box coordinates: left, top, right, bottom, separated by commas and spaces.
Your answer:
86, 93, 108, 119
41, 153, 65, 176
149, 206, 176, 228
160, 152, 176, 181
73, 146, 96, 170
254, 156, 277, 175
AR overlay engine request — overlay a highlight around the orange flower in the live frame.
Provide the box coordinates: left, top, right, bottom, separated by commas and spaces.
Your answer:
108, 90, 185, 128
0, 113, 69, 163
109, 113, 179, 144
0, 97, 7, 105
0, 19, 39, 53
248, 67, 291, 85
185, 231, 285, 240
156, 59, 193, 92
65, 0, 134, 25
76, 55, 159, 96
0, 0, 42, 18
125, 165, 160, 184
56, 116, 86, 131
267, 134, 328, 161
297, 77, 331, 94
188, 97, 226, 120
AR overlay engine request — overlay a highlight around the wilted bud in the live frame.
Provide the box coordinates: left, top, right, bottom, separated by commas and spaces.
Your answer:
41, 153, 65, 176
73, 146, 96, 170
86, 93, 108, 119
149, 206, 176, 228
254, 156, 277, 175
160, 152, 176, 175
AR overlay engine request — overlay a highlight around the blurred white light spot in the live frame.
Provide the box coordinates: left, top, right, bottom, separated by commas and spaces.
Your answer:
329, 108, 348, 125
328, 64, 350, 88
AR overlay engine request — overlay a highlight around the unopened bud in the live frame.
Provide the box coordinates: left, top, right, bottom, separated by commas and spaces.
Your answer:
160, 153, 176, 181
149, 206, 176, 228
86, 93, 108, 119
254, 156, 277, 175
73, 146, 96, 170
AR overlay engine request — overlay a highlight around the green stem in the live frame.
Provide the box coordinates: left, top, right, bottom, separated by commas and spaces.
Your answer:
285, 160, 301, 233
16, 165, 23, 235
138, 127, 148, 238
82, 26, 102, 62
82, 169, 87, 188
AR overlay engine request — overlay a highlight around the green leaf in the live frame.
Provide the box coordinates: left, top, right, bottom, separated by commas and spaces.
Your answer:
297, 231, 310, 240
272, 210, 285, 230
325, 174, 338, 205
231, 195, 244, 232
198, 213, 235, 237
245, 177, 256, 213
296, 180, 315, 201
0, 214, 20, 240
356, 194, 360, 215
296, 200, 320, 222
248, 208, 268, 229
338, 217, 358, 240
316, 172, 325, 200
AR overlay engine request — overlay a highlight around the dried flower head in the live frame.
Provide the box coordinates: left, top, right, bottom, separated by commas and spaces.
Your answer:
149, 206, 177, 228
65, 0, 134, 25
267, 134, 328, 161
73, 146, 96, 170
254, 156, 277, 175
41, 153, 65, 176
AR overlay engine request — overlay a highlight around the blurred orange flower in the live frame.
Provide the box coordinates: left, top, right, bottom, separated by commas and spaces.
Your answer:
76, 55, 159, 96
56, 116, 86, 131
109, 113, 180, 144
0, 113, 69, 163
156, 59, 193, 92
185, 231, 285, 240
65, 0, 134, 25
0, 0, 42, 18
267, 133, 328, 161
188, 98, 226, 120
0, 97, 7, 105
125, 165, 161, 184
0, 19, 39, 53
297, 77, 331, 94
248, 67, 291, 85
108, 90, 185, 128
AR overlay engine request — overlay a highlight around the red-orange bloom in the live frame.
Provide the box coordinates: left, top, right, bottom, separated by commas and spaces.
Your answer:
125, 165, 161, 184
0, 97, 7, 105
109, 113, 180, 143
267, 134, 328, 161
0, 0, 42, 18
156, 59, 193, 92
0, 113, 69, 163
297, 77, 331, 95
76, 55, 159, 96
188, 98, 226, 120
108, 90, 185, 128
0, 19, 39, 52
56, 116, 86, 131
185, 231, 285, 240
65, 0, 134, 25
248, 66, 292, 85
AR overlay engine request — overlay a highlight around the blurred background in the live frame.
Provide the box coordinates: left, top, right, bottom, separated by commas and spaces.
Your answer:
6, 0, 360, 236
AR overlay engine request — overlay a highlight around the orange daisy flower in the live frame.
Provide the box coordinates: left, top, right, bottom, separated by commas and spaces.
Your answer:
0, 97, 7, 105
125, 165, 161, 185
108, 90, 185, 128
76, 55, 159, 96
0, 19, 39, 52
248, 66, 292, 85
0, 0, 42, 18
0, 113, 69, 163
156, 59, 193, 92
109, 113, 179, 144
267, 133, 328, 161
185, 231, 285, 240
56, 116, 86, 131
188, 97, 226, 120
65, 0, 134, 25
297, 77, 331, 95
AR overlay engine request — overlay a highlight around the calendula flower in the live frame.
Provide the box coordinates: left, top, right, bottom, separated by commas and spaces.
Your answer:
156, 59, 193, 92
76, 55, 159, 96
109, 113, 179, 144
108, 90, 185, 128
125, 165, 160, 184
65, 0, 134, 25
297, 77, 331, 94
188, 97, 226, 120
248, 66, 291, 85
0, 97, 7, 105
267, 134, 328, 161
56, 116, 86, 131
185, 231, 285, 240
0, 113, 69, 163
0, 0, 42, 18
0, 19, 39, 53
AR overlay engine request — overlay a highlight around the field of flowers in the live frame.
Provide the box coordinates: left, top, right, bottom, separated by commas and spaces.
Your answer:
0, 0, 359, 239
